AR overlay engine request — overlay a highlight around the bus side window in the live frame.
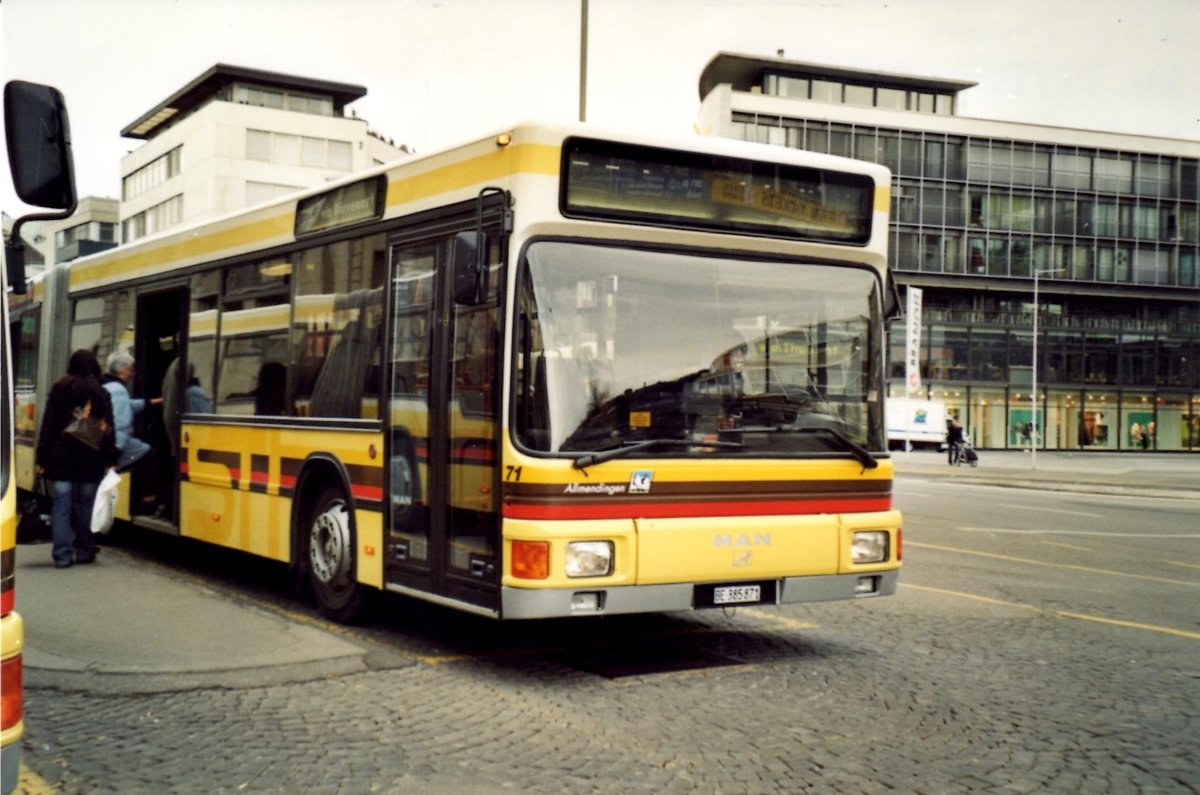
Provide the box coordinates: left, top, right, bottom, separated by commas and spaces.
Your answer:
293, 235, 386, 419
215, 337, 290, 415
254, 362, 289, 415
213, 259, 292, 416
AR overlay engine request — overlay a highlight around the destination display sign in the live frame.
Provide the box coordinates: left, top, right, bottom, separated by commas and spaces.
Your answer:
295, 175, 386, 237
562, 138, 874, 244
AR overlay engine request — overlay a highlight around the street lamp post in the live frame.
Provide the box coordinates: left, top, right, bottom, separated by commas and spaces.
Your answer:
1031, 267, 1064, 470
578, 0, 589, 122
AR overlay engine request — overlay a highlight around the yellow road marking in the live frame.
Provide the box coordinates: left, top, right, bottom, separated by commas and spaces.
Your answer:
908, 541, 1199, 587
19, 763, 57, 794
902, 583, 1038, 612
1038, 539, 1092, 552
902, 583, 1200, 642
1166, 560, 1200, 572
1054, 611, 1200, 641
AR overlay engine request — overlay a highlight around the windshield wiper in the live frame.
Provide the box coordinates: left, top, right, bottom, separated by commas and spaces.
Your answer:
728, 425, 878, 469
572, 438, 747, 470
796, 427, 879, 469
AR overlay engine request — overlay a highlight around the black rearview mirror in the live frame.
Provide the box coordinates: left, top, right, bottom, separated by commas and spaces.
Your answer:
5, 80, 77, 210
452, 231, 488, 305
5, 80, 78, 294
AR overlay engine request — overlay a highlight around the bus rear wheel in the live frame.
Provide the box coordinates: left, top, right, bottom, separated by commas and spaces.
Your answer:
306, 485, 364, 622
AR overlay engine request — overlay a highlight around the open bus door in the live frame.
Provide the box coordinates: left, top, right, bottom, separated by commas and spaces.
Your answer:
129, 286, 188, 528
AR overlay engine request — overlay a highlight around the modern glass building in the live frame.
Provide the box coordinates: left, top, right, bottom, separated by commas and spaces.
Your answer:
698, 52, 1200, 451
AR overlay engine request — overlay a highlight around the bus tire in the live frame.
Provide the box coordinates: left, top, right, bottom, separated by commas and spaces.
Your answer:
305, 484, 364, 623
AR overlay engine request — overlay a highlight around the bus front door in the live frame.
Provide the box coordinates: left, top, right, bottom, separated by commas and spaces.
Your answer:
385, 229, 501, 613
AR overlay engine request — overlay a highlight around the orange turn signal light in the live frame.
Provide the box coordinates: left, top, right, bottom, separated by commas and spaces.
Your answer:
511, 540, 550, 580
1, 654, 22, 732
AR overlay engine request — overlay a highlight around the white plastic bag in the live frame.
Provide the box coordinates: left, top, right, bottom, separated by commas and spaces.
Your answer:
92, 468, 121, 534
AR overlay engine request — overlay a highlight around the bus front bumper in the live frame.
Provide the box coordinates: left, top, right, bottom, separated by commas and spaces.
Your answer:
500, 569, 899, 619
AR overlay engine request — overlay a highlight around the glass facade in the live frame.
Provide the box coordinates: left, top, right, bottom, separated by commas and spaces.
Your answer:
731, 111, 1200, 451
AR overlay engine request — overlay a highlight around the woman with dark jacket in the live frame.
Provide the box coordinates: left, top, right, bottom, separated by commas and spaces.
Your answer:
35, 350, 117, 568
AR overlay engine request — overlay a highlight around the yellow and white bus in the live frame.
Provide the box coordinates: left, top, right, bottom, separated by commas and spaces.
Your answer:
3, 80, 79, 795
0, 264, 20, 795
16, 122, 901, 622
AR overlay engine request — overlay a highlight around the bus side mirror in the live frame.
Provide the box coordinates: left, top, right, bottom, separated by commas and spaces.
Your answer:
4, 80, 78, 295
452, 231, 488, 305
884, 277, 902, 322
5, 81, 77, 211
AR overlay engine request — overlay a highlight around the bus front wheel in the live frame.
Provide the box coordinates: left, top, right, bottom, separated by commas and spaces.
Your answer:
306, 485, 364, 622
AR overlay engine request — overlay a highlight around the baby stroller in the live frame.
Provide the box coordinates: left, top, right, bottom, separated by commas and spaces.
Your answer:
953, 438, 979, 467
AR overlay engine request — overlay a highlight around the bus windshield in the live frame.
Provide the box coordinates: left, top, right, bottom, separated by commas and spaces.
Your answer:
514, 242, 884, 459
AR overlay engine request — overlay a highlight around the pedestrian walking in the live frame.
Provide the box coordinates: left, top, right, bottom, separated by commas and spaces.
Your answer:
35, 349, 117, 568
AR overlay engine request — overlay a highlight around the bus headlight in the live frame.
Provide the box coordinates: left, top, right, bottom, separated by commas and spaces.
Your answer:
851, 531, 889, 564
565, 541, 614, 578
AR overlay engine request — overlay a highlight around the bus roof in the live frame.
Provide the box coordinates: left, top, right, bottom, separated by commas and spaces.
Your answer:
63, 120, 891, 293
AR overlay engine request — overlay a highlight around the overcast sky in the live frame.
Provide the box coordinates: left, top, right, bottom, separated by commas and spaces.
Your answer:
2, 0, 1198, 216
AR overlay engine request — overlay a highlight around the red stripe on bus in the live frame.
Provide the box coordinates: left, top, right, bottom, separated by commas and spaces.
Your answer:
501, 497, 892, 520
351, 485, 384, 502
452, 447, 494, 461
1, 590, 13, 615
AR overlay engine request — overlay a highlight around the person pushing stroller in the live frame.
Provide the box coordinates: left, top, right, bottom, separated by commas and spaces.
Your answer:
946, 417, 978, 466
946, 418, 964, 465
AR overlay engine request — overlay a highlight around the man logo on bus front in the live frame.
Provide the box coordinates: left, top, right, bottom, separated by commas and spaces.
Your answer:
629, 471, 653, 494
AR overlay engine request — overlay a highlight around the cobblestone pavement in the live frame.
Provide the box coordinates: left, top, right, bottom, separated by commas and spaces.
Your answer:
20, 585, 1200, 794
18, 460, 1200, 794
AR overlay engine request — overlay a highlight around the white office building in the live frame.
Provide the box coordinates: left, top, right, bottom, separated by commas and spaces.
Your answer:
120, 64, 408, 244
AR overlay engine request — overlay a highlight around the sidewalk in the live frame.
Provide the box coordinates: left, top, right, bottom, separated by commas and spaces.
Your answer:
892, 448, 1200, 499
14, 540, 374, 694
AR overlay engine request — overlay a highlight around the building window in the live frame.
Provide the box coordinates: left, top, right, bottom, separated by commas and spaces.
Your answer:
876, 87, 907, 110
234, 84, 333, 117
1181, 162, 1199, 200
1011, 146, 1048, 187
275, 134, 301, 166
1132, 204, 1160, 241
247, 129, 271, 161
761, 72, 953, 115
811, 80, 841, 103
246, 130, 352, 171
1133, 248, 1169, 285
844, 84, 873, 107
1135, 157, 1172, 198
1181, 252, 1197, 287
1052, 151, 1092, 190
764, 74, 810, 98
122, 146, 182, 201
1095, 156, 1133, 193
122, 195, 183, 243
